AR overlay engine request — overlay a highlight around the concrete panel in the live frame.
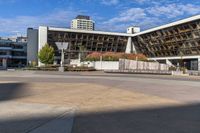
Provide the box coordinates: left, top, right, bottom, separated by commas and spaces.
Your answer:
2, 59, 7, 68
27, 28, 38, 66
94, 61, 119, 70
198, 58, 200, 71
119, 59, 169, 71
38, 26, 48, 66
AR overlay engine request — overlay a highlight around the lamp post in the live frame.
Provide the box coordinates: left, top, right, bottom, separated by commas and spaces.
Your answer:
55, 42, 69, 72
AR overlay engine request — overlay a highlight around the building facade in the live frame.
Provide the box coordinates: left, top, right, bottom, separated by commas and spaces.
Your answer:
131, 15, 200, 70
27, 26, 133, 66
27, 15, 200, 71
71, 15, 95, 31
0, 37, 27, 69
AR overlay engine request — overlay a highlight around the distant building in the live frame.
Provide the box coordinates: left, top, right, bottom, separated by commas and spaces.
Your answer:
127, 27, 140, 34
0, 37, 27, 69
71, 15, 95, 31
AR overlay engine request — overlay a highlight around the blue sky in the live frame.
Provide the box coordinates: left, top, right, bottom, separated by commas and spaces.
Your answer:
0, 0, 200, 37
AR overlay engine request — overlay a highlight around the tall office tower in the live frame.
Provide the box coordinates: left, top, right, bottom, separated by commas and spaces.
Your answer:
71, 15, 95, 31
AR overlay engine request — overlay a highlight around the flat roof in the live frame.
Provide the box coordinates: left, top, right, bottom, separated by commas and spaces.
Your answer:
48, 27, 131, 37
130, 14, 200, 37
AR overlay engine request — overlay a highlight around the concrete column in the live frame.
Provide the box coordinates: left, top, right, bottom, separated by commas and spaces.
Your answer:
2, 59, 7, 69
166, 59, 174, 67
198, 58, 200, 71
38, 26, 48, 66
125, 37, 136, 54
27, 28, 38, 66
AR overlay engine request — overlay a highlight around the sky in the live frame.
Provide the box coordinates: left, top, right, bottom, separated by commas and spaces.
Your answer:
0, 0, 200, 37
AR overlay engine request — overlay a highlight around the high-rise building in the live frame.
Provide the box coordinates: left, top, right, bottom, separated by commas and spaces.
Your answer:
71, 15, 95, 31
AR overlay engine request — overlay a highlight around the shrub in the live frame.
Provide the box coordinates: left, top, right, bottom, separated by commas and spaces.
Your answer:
85, 52, 147, 61
38, 43, 55, 66
85, 52, 102, 61
169, 66, 177, 71
64, 66, 95, 71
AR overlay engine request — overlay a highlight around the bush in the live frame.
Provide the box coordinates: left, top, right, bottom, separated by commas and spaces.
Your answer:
85, 52, 147, 61
24, 66, 58, 71
85, 52, 102, 61
38, 43, 55, 65
25, 65, 95, 72
169, 66, 188, 74
169, 66, 177, 71
64, 66, 95, 71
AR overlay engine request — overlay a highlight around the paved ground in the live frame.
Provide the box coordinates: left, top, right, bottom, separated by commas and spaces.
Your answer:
0, 71, 200, 133
0, 102, 74, 133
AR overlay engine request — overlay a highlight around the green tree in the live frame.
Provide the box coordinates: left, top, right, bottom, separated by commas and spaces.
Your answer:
38, 43, 55, 66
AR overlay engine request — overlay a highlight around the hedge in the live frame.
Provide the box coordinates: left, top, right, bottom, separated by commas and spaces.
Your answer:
85, 52, 147, 61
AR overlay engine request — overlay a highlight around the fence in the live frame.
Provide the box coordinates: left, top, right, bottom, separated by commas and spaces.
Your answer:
119, 59, 169, 71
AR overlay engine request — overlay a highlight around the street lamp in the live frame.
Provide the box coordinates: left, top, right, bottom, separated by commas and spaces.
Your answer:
55, 42, 69, 72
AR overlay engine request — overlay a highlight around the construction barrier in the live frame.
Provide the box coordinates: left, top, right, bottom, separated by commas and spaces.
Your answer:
119, 59, 169, 71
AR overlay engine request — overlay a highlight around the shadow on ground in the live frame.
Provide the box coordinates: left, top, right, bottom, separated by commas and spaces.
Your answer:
0, 83, 30, 101
0, 102, 200, 132
0, 116, 55, 133
0, 114, 73, 133
72, 103, 200, 133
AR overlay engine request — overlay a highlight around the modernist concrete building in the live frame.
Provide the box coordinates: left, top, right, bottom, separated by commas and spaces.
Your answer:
71, 15, 95, 31
0, 37, 27, 69
131, 15, 200, 71
27, 26, 136, 66
27, 15, 200, 71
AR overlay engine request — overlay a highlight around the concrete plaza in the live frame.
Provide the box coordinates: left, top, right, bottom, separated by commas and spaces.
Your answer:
0, 71, 200, 133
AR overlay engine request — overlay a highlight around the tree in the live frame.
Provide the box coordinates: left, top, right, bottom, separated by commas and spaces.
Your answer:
38, 43, 55, 66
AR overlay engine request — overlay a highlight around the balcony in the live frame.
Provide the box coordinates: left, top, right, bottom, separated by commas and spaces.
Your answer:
12, 56, 27, 59
0, 47, 12, 50
12, 48, 26, 52
0, 55, 12, 58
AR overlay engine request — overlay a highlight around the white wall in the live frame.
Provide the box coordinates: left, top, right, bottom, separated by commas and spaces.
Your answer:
93, 61, 119, 70
38, 26, 48, 66
119, 59, 169, 71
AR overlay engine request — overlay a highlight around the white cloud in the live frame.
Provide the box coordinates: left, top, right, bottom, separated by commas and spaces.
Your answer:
1, 0, 200, 36
148, 4, 200, 18
101, 7, 160, 32
180, 4, 200, 15
101, 2, 200, 32
0, 9, 81, 36
104, 8, 146, 24
101, 0, 119, 5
